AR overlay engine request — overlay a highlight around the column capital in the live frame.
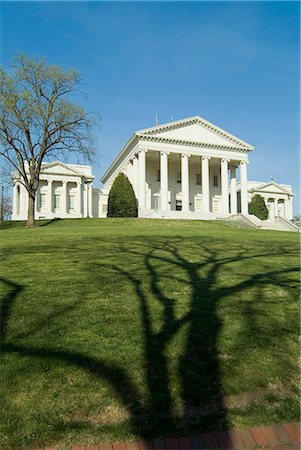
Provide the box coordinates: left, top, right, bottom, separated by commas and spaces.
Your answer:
181, 153, 190, 158
139, 149, 148, 154
160, 151, 170, 156
202, 156, 211, 161
240, 160, 249, 165
221, 158, 230, 163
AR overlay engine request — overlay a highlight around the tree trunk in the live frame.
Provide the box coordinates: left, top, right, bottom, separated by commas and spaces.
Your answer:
27, 194, 35, 228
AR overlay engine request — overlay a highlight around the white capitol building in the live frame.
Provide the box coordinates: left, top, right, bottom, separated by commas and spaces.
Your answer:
12, 116, 296, 230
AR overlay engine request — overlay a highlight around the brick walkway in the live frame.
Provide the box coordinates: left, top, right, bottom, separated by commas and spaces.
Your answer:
39, 422, 300, 450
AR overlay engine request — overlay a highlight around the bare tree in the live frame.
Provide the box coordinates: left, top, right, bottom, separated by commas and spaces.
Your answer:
0, 53, 97, 227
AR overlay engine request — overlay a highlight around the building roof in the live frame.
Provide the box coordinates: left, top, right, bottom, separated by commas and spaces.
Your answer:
101, 116, 254, 184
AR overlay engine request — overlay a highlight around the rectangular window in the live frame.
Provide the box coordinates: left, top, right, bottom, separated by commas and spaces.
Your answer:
176, 171, 181, 184
213, 175, 218, 187
54, 194, 60, 209
68, 195, 75, 210
157, 169, 160, 182
39, 193, 46, 209
176, 199, 182, 211
196, 173, 202, 185
102, 204, 108, 213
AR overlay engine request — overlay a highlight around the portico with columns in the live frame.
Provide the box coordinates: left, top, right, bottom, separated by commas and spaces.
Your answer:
12, 161, 94, 221
101, 116, 253, 219
237, 180, 294, 221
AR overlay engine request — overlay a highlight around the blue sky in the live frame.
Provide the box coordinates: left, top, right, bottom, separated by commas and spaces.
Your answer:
1, 1, 300, 214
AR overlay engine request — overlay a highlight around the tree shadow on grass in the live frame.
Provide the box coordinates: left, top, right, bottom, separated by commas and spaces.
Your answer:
39, 218, 61, 227
0, 238, 299, 447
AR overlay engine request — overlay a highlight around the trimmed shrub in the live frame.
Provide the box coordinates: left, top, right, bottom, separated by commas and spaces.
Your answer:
248, 194, 268, 220
107, 173, 138, 217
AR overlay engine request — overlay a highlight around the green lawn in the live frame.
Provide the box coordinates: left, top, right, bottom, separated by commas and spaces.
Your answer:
0, 218, 299, 450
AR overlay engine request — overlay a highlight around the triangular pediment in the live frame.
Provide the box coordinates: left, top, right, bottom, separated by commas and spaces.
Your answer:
41, 161, 81, 176
136, 116, 254, 150
250, 181, 290, 194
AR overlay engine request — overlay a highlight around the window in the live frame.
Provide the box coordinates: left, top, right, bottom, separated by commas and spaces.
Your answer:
39, 193, 46, 209
156, 169, 160, 182
196, 173, 202, 185
213, 175, 218, 187
102, 204, 108, 214
176, 199, 182, 211
176, 171, 181, 184
54, 194, 60, 209
68, 195, 75, 210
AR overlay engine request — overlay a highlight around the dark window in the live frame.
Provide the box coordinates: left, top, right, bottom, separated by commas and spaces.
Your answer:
196, 173, 202, 185
176, 200, 182, 211
157, 169, 160, 182
213, 175, 218, 187
177, 171, 181, 183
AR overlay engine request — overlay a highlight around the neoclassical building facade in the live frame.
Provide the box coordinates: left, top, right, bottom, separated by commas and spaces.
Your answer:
100, 116, 293, 220
12, 116, 294, 223
12, 161, 96, 220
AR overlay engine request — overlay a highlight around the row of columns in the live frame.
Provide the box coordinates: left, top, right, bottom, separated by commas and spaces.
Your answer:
13, 179, 93, 218
42, 180, 93, 217
266, 196, 292, 220
134, 150, 248, 215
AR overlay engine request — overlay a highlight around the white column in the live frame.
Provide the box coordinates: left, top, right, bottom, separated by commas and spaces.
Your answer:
88, 182, 93, 218
20, 183, 27, 215
221, 159, 229, 214
77, 181, 82, 216
82, 183, 88, 217
35, 186, 39, 215
274, 198, 278, 218
284, 199, 288, 219
240, 161, 248, 215
202, 156, 210, 213
230, 165, 237, 214
288, 197, 293, 220
47, 180, 53, 214
12, 182, 18, 217
160, 151, 169, 210
138, 150, 146, 209
181, 154, 190, 211
133, 155, 139, 198
62, 181, 68, 214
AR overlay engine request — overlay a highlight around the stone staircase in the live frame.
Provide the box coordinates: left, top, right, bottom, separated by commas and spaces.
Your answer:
227, 214, 299, 232
138, 209, 299, 232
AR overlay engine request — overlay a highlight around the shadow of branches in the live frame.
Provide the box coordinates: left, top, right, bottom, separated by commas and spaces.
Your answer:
0, 237, 299, 446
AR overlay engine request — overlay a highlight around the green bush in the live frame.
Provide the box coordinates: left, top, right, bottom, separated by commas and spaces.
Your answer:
248, 194, 268, 220
107, 173, 138, 217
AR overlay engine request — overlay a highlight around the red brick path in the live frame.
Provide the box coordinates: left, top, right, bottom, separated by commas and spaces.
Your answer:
39, 422, 300, 450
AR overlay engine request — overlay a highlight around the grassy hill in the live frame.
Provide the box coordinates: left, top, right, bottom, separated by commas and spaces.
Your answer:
0, 218, 299, 450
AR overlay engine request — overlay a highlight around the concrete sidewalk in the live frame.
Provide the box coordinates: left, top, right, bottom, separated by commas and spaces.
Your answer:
38, 421, 300, 450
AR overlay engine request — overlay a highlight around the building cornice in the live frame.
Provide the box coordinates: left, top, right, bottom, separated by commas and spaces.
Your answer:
136, 133, 249, 153
137, 116, 254, 151
39, 172, 94, 180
